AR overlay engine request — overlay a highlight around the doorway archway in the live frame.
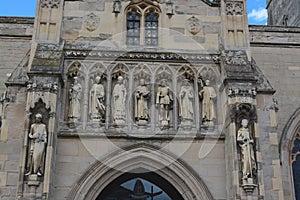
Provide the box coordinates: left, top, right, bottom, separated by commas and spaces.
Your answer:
67, 143, 214, 200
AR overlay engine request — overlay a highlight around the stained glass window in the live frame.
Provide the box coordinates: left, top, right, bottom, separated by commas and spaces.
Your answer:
145, 11, 158, 46
127, 10, 140, 45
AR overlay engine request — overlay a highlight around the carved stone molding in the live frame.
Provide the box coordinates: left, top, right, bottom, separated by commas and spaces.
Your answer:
225, 1, 244, 15
227, 86, 257, 105
40, 0, 60, 8
64, 48, 220, 63
84, 13, 100, 32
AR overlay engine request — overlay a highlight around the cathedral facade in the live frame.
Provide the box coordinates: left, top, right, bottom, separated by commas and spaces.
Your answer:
0, 0, 300, 199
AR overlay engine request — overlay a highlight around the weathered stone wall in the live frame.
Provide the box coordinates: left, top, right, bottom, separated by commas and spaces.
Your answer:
250, 25, 300, 199
267, 0, 300, 26
62, 0, 220, 51
0, 86, 27, 200
54, 137, 226, 199
0, 17, 33, 93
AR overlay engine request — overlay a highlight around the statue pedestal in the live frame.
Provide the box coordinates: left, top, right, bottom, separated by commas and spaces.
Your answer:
27, 175, 40, 186
242, 178, 257, 194
136, 119, 148, 126
160, 120, 169, 126
114, 119, 125, 126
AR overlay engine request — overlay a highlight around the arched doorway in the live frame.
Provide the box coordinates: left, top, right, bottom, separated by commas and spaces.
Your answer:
67, 143, 213, 200
97, 171, 183, 200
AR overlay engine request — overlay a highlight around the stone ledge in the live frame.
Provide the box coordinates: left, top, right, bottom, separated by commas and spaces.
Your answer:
0, 17, 34, 24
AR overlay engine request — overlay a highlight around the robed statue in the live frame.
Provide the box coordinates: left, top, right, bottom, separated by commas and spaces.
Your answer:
89, 76, 105, 121
68, 76, 82, 121
112, 76, 127, 125
26, 113, 47, 176
179, 79, 194, 125
237, 119, 256, 182
134, 79, 150, 125
199, 80, 216, 127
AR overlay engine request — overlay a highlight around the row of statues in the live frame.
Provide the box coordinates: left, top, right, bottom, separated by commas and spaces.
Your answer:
68, 76, 217, 127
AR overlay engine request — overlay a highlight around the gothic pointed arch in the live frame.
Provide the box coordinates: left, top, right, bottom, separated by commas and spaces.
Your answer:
67, 143, 214, 200
279, 108, 300, 199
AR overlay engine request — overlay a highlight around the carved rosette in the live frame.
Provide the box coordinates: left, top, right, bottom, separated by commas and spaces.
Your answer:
225, 1, 244, 15
84, 13, 100, 32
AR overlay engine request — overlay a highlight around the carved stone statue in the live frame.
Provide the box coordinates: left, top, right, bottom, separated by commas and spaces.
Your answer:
26, 114, 47, 176
237, 119, 256, 183
89, 76, 105, 121
134, 79, 150, 125
68, 77, 82, 121
179, 79, 194, 125
199, 80, 216, 128
112, 76, 127, 125
156, 79, 173, 126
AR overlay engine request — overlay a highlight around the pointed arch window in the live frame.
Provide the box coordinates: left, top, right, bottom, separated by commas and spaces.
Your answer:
292, 129, 300, 199
145, 10, 159, 46
127, 9, 141, 45
126, 2, 160, 46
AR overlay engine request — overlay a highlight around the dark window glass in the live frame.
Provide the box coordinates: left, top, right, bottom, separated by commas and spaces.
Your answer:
145, 11, 158, 46
127, 10, 140, 45
292, 136, 300, 200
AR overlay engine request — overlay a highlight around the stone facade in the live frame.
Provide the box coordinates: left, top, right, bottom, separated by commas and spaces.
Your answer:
267, 0, 300, 26
0, 0, 299, 200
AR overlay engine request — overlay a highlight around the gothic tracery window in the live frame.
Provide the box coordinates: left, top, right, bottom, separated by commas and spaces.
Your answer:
127, 9, 141, 45
292, 129, 300, 199
145, 10, 159, 46
126, 2, 160, 46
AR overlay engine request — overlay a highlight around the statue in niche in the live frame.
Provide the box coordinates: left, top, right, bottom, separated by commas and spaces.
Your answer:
89, 76, 105, 121
68, 76, 82, 122
134, 78, 150, 125
237, 119, 256, 183
156, 79, 173, 126
25, 113, 47, 176
113, 76, 127, 125
199, 80, 216, 128
179, 79, 194, 125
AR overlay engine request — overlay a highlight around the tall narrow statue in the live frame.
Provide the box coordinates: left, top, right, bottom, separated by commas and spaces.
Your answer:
179, 79, 194, 125
134, 79, 150, 125
89, 76, 105, 121
199, 80, 216, 128
156, 79, 173, 126
68, 76, 82, 121
26, 113, 47, 176
113, 76, 127, 125
237, 119, 256, 182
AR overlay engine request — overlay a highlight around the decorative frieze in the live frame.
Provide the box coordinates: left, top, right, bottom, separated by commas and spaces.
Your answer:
84, 13, 100, 32
225, 1, 244, 15
40, 0, 60, 9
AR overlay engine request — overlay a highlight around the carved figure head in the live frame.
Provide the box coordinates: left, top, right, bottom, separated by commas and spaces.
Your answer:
160, 79, 167, 87
95, 76, 101, 84
241, 119, 248, 128
35, 113, 42, 123
140, 78, 145, 86
117, 76, 124, 84
205, 79, 210, 86
183, 79, 190, 86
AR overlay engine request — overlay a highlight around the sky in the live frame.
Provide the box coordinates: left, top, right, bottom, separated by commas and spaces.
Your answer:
0, 0, 268, 25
